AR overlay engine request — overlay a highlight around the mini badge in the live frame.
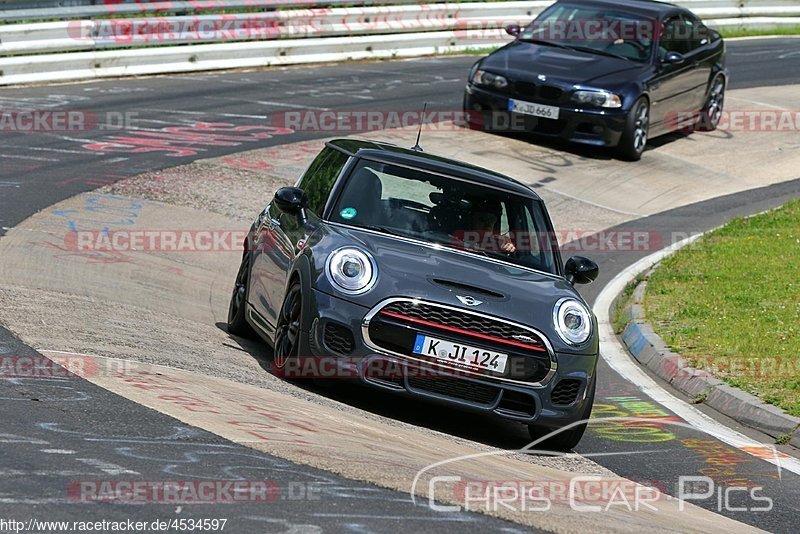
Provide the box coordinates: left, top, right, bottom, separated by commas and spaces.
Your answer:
340, 207, 357, 220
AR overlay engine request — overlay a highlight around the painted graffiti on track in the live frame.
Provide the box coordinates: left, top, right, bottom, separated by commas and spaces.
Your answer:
82, 122, 294, 157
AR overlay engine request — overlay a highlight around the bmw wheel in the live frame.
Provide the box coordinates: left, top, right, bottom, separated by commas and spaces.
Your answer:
617, 98, 649, 161
697, 75, 725, 132
463, 93, 486, 131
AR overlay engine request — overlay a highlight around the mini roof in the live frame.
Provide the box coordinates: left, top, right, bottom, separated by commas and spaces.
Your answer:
326, 138, 541, 199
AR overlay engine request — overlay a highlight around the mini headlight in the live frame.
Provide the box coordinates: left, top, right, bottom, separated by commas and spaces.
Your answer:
553, 298, 592, 345
571, 90, 622, 108
472, 70, 509, 89
325, 247, 377, 295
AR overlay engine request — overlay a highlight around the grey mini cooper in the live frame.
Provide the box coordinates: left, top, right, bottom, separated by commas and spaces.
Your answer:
227, 138, 600, 450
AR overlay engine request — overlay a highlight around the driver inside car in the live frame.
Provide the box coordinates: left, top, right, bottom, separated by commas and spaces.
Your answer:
467, 199, 517, 256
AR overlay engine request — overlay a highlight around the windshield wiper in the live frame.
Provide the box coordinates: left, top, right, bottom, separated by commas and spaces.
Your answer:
562, 45, 632, 61
447, 234, 490, 258
517, 37, 572, 51
363, 224, 404, 237
363, 224, 490, 258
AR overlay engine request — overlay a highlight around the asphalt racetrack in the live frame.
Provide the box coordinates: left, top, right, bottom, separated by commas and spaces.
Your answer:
0, 38, 799, 532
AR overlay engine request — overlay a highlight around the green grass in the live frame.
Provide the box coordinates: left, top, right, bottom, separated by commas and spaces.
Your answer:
645, 200, 800, 417
719, 26, 800, 39
612, 275, 646, 334
444, 46, 502, 56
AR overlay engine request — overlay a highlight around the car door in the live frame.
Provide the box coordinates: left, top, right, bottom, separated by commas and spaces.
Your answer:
648, 15, 697, 131
680, 14, 715, 111
248, 146, 350, 328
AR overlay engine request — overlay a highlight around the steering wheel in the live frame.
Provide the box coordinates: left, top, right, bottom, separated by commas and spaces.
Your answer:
393, 198, 430, 211
608, 40, 648, 58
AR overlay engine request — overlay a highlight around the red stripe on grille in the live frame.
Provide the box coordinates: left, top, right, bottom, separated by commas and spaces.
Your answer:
379, 310, 546, 352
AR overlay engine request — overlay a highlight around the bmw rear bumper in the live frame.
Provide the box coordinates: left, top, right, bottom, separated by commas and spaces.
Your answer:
464, 84, 628, 148
302, 288, 597, 426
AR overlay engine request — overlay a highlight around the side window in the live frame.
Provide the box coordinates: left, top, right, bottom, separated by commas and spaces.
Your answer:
296, 147, 349, 215
660, 16, 690, 57
683, 14, 708, 51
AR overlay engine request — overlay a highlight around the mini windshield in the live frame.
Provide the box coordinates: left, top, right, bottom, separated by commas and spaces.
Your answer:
521, 3, 656, 62
330, 158, 559, 275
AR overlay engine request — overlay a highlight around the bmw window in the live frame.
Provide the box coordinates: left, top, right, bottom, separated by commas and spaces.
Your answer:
521, 3, 656, 62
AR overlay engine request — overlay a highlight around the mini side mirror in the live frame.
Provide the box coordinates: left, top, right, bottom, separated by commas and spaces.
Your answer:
663, 51, 685, 65
565, 256, 599, 285
274, 187, 308, 220
505, 24, 521, 37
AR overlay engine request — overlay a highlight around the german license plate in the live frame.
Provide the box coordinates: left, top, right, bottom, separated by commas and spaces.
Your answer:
508, 98, 560, 120
412, 334, 508, 373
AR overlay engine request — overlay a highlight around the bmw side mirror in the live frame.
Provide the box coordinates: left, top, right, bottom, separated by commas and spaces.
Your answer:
505, 24, 521, 37
664, 51, 685, 65
274, 187, 309, 223
565, 256, 599, 285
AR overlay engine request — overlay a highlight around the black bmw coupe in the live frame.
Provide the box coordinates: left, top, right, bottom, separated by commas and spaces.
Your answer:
464, 0, 727, 160
228, 139, 600, 450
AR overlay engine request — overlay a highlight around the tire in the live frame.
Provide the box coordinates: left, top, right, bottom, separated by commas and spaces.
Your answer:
227, 253, 256, 338
696, 75, 725, 132
616, 98, 649, 161
528, 378, 596, 452
463, 93, 485, 131
272, 281, 304, 374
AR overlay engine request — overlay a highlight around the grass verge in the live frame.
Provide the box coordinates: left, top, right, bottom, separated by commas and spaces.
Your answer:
644, 200, 800, 417
719, 26, 800, 39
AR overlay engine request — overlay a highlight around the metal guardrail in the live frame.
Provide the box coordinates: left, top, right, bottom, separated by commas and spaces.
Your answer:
2, 0, 799, 22
0, 1, 409, 22
0, 2, 550, 55
0, 0, 797, 86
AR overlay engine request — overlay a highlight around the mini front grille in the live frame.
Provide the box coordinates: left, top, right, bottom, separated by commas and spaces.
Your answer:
365, 299, 554, 385
379, 301, 547, 352
551, 379, 582, 405
323, 322, 354, 355
407, 375, 499, 405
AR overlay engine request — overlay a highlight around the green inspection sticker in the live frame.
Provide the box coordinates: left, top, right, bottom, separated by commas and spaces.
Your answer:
340, 207, 357, 220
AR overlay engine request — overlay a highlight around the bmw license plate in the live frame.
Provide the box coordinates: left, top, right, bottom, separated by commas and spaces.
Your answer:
508, 98, 560, 120
412, 334, 508, 373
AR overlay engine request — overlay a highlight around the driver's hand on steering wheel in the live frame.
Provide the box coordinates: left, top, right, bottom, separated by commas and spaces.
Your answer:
500, 237, 516, 254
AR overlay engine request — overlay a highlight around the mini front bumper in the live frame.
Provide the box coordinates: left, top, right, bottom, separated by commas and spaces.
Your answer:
464, 84, 628, 148
303, 288, 597, 426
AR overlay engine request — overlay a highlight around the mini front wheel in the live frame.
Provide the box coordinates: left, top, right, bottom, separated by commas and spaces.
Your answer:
227, 253, 255, 338
528, 378, 596, 451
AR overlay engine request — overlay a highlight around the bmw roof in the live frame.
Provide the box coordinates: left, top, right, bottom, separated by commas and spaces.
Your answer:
550, 0, 683, 18
326, 138, 541, 199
